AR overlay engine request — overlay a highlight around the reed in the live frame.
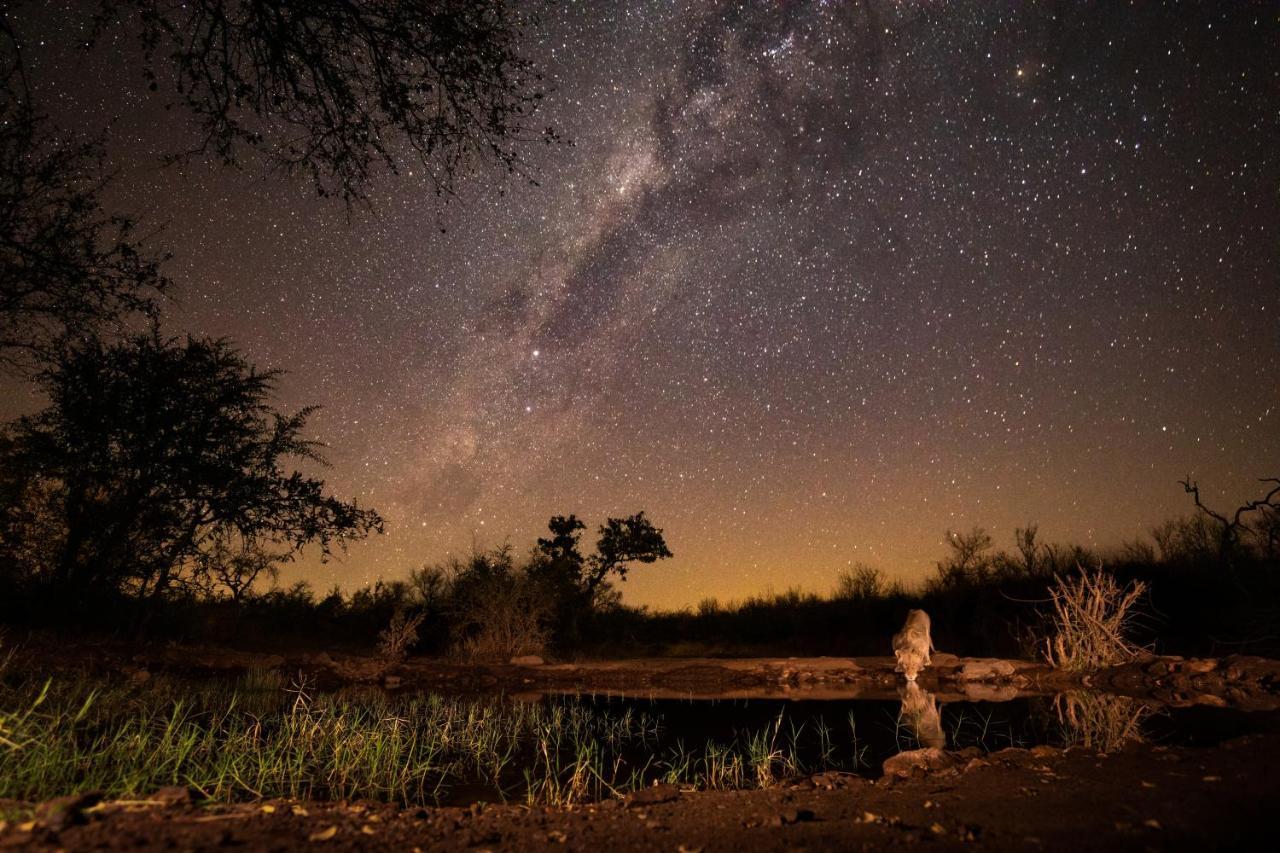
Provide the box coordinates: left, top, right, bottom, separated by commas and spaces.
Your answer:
0, 672, 869, 806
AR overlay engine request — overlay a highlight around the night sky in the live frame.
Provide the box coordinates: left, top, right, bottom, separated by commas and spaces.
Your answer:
6, 1, 1278, 608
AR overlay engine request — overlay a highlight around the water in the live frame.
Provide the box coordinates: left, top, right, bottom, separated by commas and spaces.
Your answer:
536, 684, 1279, 776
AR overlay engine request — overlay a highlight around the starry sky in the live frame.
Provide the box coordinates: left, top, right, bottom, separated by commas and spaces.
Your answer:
6, 1, 1279, 608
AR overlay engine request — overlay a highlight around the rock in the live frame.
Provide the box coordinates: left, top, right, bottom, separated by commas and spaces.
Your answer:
35, 792, 101, 831
959, 659, 1017, 681
510, 655, 545, 666
1029, 745, 1061, 758
383, 675, 403, 689
1184, 658, 1218, 675
625, 783, 681, 807
881, 748, 956, 778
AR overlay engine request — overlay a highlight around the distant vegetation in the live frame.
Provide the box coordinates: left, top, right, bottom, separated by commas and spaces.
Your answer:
3, 477, 1278, 661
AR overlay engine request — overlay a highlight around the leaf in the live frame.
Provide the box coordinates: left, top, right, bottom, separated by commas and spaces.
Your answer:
309, 825, 338, 842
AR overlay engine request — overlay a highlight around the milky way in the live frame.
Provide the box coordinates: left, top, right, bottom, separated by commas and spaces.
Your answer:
6, 1, 1278, 607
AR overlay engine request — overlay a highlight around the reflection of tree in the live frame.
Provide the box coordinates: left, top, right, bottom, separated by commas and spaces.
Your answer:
1054, 692, 1150, 752
898, 681, 946, 750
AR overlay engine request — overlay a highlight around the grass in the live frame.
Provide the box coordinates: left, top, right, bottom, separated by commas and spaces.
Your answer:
0, 671, 875, 807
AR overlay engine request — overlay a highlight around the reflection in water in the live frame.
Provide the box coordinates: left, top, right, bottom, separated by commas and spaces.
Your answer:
1055, 691, 1150, 752
898, 681, 947, 749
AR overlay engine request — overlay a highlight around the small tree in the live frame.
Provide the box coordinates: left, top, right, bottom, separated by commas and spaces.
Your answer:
0, 332, 382, 618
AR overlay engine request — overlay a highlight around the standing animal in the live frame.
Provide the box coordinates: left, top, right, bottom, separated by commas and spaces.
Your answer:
892, 608, 935, 681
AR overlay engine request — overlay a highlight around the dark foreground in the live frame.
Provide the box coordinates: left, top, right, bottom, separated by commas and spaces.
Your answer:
5, 732, 1276, 852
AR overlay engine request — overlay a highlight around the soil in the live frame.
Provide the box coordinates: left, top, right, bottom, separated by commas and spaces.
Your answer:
4, 732, 1277, 851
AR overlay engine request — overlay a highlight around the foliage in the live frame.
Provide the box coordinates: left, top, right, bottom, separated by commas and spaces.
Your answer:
0, 332, 382, 615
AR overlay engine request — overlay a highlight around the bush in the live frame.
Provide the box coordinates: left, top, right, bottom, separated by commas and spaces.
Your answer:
449, 547, 552, 662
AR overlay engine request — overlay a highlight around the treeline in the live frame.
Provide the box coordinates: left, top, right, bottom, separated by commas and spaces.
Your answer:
6, 496, 1278, 661
0, 507, 675, 658
593, 514, 1280, 659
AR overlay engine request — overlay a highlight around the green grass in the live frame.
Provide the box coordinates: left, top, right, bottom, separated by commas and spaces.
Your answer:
0, 672, 870, 807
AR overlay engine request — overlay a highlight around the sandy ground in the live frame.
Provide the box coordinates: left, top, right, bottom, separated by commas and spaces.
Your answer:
4, 730, 1277, 851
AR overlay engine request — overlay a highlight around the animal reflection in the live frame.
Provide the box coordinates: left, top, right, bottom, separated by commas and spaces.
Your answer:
898, 681, 946, 749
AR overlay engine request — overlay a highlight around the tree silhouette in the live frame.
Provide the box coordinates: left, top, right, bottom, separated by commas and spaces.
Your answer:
0, 30, 168, 370
586, 512, 673, 599
87, 0, 555, 202
0, 332, 382, 614
534, 511, 673, 605
2, 1, 555, 366
1180, 476, 1280, 562
530, 511, 672, 649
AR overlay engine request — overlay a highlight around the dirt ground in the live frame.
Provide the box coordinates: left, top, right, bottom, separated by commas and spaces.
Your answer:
5, 730, 1277, 851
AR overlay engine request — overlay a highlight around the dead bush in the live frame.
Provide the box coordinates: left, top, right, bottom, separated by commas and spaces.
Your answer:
377, 606, 425, 665
1043, 569, 1148, 671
